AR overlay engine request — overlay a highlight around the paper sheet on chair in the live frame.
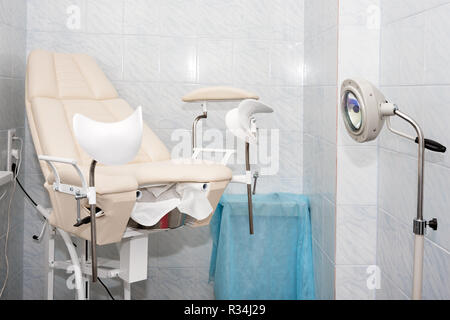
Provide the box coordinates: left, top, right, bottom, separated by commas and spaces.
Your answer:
131, 183, 213, 227
176, 183, 213, 221
132, 198, 181, 226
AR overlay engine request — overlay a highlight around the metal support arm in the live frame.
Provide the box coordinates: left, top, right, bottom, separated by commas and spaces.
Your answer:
89, 160, 98, 282
39, 155, 87, 193
192, 102, 208, 152
394, 110, 425, 224
392, 110, 426, 300
245, 142, 254, 235
39, 155, 99, 283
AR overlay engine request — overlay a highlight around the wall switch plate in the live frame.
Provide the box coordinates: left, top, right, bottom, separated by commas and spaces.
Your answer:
0, 171, 13, 187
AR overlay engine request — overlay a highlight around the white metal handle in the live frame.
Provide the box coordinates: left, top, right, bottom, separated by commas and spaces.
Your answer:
38, 155, 88, 193
192, 148, 237, 166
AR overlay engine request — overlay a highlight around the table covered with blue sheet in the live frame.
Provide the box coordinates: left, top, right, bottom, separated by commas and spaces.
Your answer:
209, 193, 315, 300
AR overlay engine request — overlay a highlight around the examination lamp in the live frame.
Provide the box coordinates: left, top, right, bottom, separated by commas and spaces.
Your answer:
341, 79, 446, 300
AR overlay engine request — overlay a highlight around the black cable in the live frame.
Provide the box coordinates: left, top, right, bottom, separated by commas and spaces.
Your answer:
14, 164, 115, 300
11, 161, 38, 208
98, 278, 115, 300
16, 177, 38, 207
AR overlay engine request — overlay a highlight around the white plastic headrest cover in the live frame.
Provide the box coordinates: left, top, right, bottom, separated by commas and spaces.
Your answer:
73, 107, 143, 166
226, 99, 273, 144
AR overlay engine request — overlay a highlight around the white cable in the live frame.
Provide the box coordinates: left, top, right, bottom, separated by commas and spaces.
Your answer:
0, 137, 23, 298
14, 137, 23, 178
0, 180, 17, 298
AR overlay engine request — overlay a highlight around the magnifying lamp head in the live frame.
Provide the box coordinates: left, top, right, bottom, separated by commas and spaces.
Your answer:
73, 106, 143, 166
341, 78, 389, 143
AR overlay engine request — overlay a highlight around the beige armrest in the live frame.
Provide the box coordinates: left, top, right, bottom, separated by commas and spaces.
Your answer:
182, 86, 259, 103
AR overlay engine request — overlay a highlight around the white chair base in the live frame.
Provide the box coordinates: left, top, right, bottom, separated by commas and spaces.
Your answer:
47, 224, 160, 300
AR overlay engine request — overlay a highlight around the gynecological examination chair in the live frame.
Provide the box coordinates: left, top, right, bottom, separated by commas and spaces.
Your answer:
25, 49, 273, 300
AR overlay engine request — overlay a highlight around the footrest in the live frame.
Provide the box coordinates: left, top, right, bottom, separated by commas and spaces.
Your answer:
182, 86, 259, 103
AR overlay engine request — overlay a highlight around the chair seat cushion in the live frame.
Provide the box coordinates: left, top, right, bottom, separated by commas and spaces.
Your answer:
100, 159, 233, 186
50, 159, 232, 195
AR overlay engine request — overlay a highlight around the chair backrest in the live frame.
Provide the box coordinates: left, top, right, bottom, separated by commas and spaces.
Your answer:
26, 50, 170, 178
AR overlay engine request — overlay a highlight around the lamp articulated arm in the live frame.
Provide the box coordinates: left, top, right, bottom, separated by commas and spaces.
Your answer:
388, 109, 446, 300
392, 110, 426, 223
386, 110, 447, 154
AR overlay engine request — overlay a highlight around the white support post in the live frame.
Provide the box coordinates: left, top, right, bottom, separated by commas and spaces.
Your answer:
123, 281, 131, 300
119, 235, 148, 285
58, 229, 85, 300
81, 240, 90, 300
412, 235, 425, 300
47, 226, 55, 300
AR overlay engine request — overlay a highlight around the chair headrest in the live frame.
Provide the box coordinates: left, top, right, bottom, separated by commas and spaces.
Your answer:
27, 49, 118, 101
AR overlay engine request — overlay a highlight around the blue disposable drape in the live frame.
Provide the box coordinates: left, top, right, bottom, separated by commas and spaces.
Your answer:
209, 193, 315, 300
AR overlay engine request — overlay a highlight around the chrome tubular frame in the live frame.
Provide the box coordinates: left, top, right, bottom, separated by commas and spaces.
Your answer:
89, 160, 98, 282
192, 102, 208, 152
394, 110, 425, 225
245, 142, 254, 235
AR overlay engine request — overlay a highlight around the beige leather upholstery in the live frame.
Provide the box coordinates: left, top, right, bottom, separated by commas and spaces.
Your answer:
26, 50, 231, 244
49, 160, 232, 195
182, 86, 259, 102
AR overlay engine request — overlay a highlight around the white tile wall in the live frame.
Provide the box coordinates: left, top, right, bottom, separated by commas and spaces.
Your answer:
312, 239, 335, 300
336, 265, 376, 300
378, 0, 450, 299
336, 205, 377, 266
334, 0, 380, 300
381, 0, 450, 26
303, 0, 338, 300
0, 0, 27, 300
337, 146, 378, 206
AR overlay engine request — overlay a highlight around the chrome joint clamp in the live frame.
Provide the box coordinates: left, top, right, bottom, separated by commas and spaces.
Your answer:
413, 219, 427, 236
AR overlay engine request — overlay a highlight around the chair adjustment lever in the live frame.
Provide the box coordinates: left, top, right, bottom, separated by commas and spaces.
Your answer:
73, 208, 105, 228
74, 216, 91, 227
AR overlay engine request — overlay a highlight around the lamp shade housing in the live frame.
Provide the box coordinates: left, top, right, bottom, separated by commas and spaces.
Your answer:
341, 78, 389, 143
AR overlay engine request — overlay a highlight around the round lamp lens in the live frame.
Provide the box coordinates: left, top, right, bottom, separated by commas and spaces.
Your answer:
344, 91, 362, 131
